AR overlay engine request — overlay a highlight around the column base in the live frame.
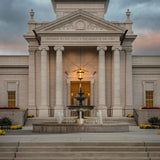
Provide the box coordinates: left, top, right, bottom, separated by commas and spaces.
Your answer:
112, 105, 123, 117
54, 105, 64, 117
125, 105, 133, 116
97, 105, 107, 117
39, 105, 49, 118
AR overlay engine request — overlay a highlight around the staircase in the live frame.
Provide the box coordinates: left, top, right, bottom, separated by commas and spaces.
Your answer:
0, 142, 160, 160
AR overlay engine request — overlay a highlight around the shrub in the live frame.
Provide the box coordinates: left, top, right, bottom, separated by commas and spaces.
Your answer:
0, 129, 6, 135
27, 114, 34, 118
0, 117, 12, 126
148, 117, 159, 124
127, 114, 135, 118
9, 125, 22, 129
140, 124, 155, 129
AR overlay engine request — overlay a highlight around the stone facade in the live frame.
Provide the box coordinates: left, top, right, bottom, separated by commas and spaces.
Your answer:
0, 0, 160, 118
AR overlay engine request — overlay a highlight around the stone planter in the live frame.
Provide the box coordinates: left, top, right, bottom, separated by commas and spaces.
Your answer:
0, 109, 26, 126
136, 109, 160, 125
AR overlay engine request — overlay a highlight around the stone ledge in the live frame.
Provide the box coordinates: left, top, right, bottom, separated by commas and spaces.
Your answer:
33, 122, 129, 133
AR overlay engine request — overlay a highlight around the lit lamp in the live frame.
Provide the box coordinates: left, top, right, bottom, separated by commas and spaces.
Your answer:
77, 69, 84, 81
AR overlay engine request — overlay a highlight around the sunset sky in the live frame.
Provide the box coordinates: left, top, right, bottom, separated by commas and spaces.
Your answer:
0, 0, 160, 55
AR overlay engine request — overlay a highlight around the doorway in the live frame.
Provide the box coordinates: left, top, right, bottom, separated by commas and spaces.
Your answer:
70, 81, 91, 117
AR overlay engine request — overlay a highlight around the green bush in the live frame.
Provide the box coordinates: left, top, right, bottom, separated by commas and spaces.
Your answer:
148, 117, 159, 124
0, 117, 12, 126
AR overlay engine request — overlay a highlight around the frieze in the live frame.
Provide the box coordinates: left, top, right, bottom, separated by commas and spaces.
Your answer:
53, 19, 111, 31
42, 36, 118, 41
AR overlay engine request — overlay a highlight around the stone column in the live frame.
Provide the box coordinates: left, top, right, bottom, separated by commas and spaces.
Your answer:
125, 48, 133, 115
39, 46, 49, 117
112, 46, 122, 117
97, 46, 107, 117
54, 46, 64, 117
28, 49, 36, 115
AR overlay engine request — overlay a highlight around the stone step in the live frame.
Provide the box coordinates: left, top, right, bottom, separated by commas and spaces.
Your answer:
17, 147, 146, 152
19, 142, 146, 147
0, 159, 14, 160
145, 142, 160, 146
0, 143, 19, 147
15, 152, 148, 158
0, 153, 15, 158
147, 147, 160, 151
14, 158, 150, 160
149, 152, 160, 157
0, 148, 17, 152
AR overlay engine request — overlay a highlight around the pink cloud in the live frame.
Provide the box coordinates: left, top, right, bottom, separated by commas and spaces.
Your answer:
133, 30, 160, 53
0, 44, 27, 53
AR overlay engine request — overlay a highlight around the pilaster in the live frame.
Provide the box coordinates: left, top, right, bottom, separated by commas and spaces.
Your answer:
97, 46, 107, 117
54, 46, 64, 117
112, 46, 122, 117
125, 47, 133, 115
39, 46, 49, 117
28, 49, 36, 115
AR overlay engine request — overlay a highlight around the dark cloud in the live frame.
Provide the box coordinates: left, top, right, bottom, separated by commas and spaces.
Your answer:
106, 0, 160, 31
0, 0, 55, 52
0, 0, 159, 55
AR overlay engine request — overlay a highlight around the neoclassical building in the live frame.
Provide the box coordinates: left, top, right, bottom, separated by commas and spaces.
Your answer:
0, 0, 160, 118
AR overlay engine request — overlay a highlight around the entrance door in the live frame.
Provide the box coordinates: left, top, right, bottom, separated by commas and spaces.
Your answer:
70, 81, 91, 117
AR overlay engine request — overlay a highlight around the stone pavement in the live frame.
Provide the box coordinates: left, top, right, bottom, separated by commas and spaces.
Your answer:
0, 126, 160, 143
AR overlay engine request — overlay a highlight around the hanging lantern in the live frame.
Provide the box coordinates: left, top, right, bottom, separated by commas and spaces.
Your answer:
77, 69, 84, 81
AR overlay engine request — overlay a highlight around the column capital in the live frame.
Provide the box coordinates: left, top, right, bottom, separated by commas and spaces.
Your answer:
112, 46, 122, 51
97, 46, 107, 52
28, 49, 35, 55
123, 47, 133, 53
54, 45, 64, 52
39, 45, 49, 51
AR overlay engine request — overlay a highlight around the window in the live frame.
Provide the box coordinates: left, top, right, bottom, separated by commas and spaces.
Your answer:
8, 91, 16, 108
146, 91, 153, 108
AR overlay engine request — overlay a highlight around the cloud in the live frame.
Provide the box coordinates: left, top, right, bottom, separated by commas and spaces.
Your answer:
0, 0, 55, 54
0, 0, 159, 55
133, 30, 160, 54
106, 0, 160, 31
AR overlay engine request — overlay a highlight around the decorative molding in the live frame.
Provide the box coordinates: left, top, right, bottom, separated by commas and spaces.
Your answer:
54, 46, 64, 52
39, 45, 49, 51
97, 46, 107, 52
4, 80, 20, 107
142, 80, 157, 107
53, 19, 108, 32
112, 46, 122, 51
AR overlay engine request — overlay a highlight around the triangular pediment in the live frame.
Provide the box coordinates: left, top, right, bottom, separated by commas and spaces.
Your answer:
35, 10, 126, 34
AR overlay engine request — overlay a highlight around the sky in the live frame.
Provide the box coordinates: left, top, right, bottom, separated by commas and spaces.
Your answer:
0, 0, 160, 55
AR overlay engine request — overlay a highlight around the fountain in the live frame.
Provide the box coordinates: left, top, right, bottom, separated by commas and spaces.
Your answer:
67, 83, 94, 125
33, 69, 129, 133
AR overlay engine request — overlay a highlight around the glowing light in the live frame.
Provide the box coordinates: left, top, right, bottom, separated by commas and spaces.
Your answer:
77, 69, 84, 81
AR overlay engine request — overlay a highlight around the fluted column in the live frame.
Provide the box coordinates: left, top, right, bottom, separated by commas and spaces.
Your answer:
39, 46, 49, 117
125, 48, 133, 115
54, 46, 64, 117
28, 49, 36, 115
112, 46, 122, 117
97, 46, 107, 117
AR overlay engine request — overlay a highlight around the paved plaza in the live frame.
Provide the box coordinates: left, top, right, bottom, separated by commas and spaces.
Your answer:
1, 126, 160, 143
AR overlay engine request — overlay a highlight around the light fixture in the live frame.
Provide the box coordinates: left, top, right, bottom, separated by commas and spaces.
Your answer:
77, 69, 84, 81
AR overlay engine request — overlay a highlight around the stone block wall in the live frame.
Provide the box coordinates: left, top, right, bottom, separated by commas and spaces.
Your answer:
0, 109, 26, 125
137, 109, 160, 125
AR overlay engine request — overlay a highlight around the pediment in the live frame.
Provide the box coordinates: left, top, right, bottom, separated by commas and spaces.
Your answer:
35, 10, 126, 34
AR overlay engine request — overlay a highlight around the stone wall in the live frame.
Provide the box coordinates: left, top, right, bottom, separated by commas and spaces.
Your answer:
0, 109, 26, 125
132, 55, 160, 110
0, 55, 29, 110
137, 109, 160, 125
